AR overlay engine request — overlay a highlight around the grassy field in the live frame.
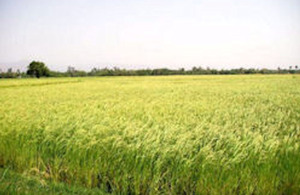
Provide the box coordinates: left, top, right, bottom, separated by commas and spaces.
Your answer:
0, 75, 299, 194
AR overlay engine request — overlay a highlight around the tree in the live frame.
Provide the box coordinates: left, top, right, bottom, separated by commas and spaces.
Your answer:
16, 69, 21, 78
6, 68, 15, 78
27, 61, 50, 78
67, 66, 76, 77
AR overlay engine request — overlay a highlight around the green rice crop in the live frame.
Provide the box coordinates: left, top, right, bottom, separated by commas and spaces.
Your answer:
0, 75, 299, 194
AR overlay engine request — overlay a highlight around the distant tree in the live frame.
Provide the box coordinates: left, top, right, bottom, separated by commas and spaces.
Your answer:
16, 69, 21, 78
6, 68, 15, 78
90, 68, 98, 74
179, 68, 185, 74
67, 66, 76, 77
27, 61, 50, 78
192, 67, 197, 72
277, 67, 281, 74
296, 65, 298, 70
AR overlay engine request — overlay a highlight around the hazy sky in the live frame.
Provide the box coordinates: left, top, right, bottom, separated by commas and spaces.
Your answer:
0, 0, 299, 71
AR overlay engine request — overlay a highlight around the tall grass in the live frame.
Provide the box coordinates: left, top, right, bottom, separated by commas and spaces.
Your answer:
0, 75, 299, 194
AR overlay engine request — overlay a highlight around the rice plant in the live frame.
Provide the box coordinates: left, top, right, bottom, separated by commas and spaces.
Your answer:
0, 75, 299, 194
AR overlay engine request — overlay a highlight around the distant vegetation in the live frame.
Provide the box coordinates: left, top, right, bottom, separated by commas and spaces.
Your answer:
0, 61, 299, 78
26, 61, 51, 78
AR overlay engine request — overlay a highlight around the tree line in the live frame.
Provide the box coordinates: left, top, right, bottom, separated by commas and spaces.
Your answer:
0, 61, 299, 78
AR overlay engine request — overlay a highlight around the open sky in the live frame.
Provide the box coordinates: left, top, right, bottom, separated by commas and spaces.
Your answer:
0, 0, 299, 71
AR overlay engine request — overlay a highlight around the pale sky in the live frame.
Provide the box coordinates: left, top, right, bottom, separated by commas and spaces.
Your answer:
0, 0, 299, 71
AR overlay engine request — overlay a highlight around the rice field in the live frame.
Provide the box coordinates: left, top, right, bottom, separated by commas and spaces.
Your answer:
0, 75, 299, 194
